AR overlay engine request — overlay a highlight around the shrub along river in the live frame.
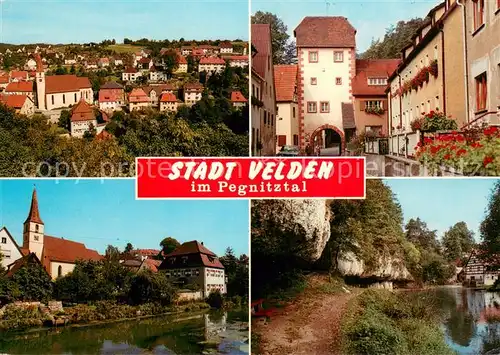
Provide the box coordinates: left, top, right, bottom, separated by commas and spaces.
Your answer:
0, 309, 249, 354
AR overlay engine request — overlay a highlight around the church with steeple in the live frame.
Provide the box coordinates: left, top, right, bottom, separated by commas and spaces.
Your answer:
1, 188, 102, 279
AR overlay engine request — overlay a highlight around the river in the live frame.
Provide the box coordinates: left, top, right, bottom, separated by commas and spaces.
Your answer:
0, 310, 249, 355
420, 286, 500, 355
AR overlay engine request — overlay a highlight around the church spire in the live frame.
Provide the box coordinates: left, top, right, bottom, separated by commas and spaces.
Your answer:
25, 187, 44, 225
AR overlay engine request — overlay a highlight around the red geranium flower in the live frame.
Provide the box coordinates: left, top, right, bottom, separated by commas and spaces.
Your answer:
457, 149, 467, 156
483, 156, 494, 167
444, 154, 451, 160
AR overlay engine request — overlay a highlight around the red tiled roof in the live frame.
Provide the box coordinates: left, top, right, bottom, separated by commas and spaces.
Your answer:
219, 41, 233, 48
6, 253, 44, 278
274, 65, 297, 102
5, 81, 33, 93
128, 88, 149, 103
230, 91, 247, 103
352, 59, 400, 96
42, 235, 102, 270
142, 259, 161, 273
200, 254, 225, 269
294, 16, 356, 48
177, 56, 187, 64
10, 70, 28, 79
96, 130, 113, 140
192, 49, 205, 56
45, 75, 91, 94
101, 81, 123, 90
184, 82, 203, 91
0, 94, 30, 109
0, 75, 9, 84
160, 92, 177, 102
142, 84, 174, 96
25, 188, 44, 224
166, 241, 217, 257
70, 99, 95, 122
199, 56, 225, 65
138, 57, 151, 64
99, 89, 121, 103
251, 24, 271, 78
124, 67, 137, 74
135, 249, 161, 256
228, 55, 249, 61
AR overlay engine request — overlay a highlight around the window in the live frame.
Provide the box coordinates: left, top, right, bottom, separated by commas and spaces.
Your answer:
320, 101, 330, 113
475, 72, 487, 111
278, 135, 286, 146
263, 111, 267, 125
292, 107, 296, 118
434, 45, 438, 60
62, 94, 66, 104
334, 51, 344, 62
336, 77, 342, 85
293, 135, 299, 146
51, 95, 54, 105
34, 235, 39, 241
308, 51, 318, 63
368, 78, 387, 86
74, 93, 77, 101
310, 77, 317, 85
364, 101, 383, 110
1, 237, 6, 244
307, 101, 317, 113
35, 224, 39, 232
473, 0, 485, 31
3, 250, 10, 259
58, 265, 62, 277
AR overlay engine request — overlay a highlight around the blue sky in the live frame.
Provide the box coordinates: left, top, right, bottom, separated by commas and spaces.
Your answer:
0, 0, 249, 44
252, 0, 442, 53
0, 179, 249, 256
384, 179, 497, 242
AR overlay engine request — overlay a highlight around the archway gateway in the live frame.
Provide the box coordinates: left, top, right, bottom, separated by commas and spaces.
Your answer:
307, 124, 345, 156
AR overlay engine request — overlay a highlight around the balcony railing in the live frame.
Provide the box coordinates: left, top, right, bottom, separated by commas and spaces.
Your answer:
389, 130, 420, 158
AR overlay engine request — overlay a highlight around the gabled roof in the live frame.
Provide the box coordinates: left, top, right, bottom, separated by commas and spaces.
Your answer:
274, 65, 297, 102
166, 241, 217, 257
96, 130, 113, 140
134, 249, 161, 257
219, 41, 233, 48
6, 252, 45, 278
177, 56, 187, 64
128, 88, 149, 103
100, 81, 123, 90
5, 81, 33, 93
25, 188, 44, 224
0, 226, 24, 257
228, 55, 249, 62
294, 16, 356, 48
45, 75, 91, 94
142, 84, 174, 96
199, 56, 226, 65
352, 59, 400, 96
141, 259, 161, 273
70, 99, 95, 122
0, 94, 31, 109
10, 70, 28, 79
42, 235, 103, 270
230, 91, 247, 103
184, 82, 203, 90
251, 24, 271, 78
160, 92, 177, 102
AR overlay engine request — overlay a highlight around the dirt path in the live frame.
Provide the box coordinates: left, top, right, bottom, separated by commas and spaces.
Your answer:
254, 276, 359, 355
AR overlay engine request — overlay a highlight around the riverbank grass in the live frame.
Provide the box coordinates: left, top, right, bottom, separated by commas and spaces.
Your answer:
341, 289, 454, 355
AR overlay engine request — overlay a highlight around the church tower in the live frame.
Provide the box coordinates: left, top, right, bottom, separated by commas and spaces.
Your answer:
35, 54, 46, 110
23, 188, 45, 260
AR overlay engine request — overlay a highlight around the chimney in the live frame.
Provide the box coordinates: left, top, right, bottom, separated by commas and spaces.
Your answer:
201, 242, 204, 246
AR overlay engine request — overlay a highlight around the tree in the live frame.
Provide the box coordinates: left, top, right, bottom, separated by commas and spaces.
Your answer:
442, 222, 475, 262
124, 243, 133, 254
405, 218, 440, 253
105, 245, 121, 261
361, 18, 426, 59
10, 262, 53, 302
251, 11, 296, 64
161, 49, 179, 78
55, 66, 67, 75
480, 182, 500, 262
70, 65, 76, 74
58, 109, 71, 131
160, 237, 180, 255
129, 270, 177, 305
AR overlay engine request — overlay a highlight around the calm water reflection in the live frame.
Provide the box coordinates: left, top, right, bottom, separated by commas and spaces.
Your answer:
0, 310, 249, 355
429, 286, 500, 355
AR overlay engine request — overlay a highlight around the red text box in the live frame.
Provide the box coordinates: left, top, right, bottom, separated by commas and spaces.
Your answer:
136, 157, 366, 199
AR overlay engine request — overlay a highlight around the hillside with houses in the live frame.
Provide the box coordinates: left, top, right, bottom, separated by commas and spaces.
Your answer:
0, 39, 249, 175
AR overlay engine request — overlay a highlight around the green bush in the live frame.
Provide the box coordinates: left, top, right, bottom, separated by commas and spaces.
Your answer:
129, 270, 177, 306
206, 290, 224, 309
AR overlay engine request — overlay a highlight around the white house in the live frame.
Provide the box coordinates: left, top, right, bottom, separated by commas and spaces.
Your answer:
228, 55, 249, 68
175, 56, 188, 74
198, 57, 226, 74
128, 88, 150, 111
159, 241, 227, 297
159, 92, 180, 112
219, 42, 234, 54
0, 94, 35, 116
0, 227, 24, 269
25, 58, 37, 71
64, 58, 77, 65
149, 67, 168, 82
122, 67, 140, 82
70, 98, 98, 138
294, 16, 356, 153
184, 82, 203, 105
113, 58, 123, 66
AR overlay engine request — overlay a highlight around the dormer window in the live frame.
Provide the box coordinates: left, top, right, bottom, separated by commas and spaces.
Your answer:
368, 78, 387, 86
